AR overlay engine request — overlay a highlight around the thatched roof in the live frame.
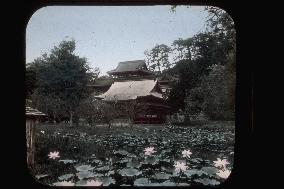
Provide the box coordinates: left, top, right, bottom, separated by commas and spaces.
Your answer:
107, 60, 153, 75
26, 106, 46, 118
95, 79, 163, 101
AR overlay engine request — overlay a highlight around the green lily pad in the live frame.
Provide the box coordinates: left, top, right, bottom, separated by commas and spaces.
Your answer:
194, 178, 220, 186
107, 170, 115, 176
133, 178, 150, 186
153, 173, 171, 180
93, 173, 104, 177
161, 149, 171, 154
161, 180, 176, 186
119, 168, 142, 177
201, 167, 219, 176
59, 159, 77, 164
161, 166, 175, 173
96, 165, 110, 172
114, 158, 129, 167
114, 150, 129, 156
126, 157, 141, 168
53, 181, 75, 186
75, 180, 87, 186
160, 158, 171, 163
184, 169, 206, 177
119, 158, 130, 163
75, 165, 94, 172
190, 158, 203, 164
91, 159, 103, 165
58, 174, 74, 181
177, 183, 190, 186
76, 171, 95, 180
143, 156, 158, 165
96, 176, 116, 186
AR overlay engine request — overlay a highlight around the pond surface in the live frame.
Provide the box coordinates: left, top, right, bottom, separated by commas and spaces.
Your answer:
33, 122, 235, 186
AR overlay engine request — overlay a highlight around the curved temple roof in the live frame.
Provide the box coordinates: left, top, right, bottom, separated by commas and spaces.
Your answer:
96, 79, 163, 101
107, 60, 153, 75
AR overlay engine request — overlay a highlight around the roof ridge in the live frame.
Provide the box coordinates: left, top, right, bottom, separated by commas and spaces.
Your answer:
118, 60, 144, 63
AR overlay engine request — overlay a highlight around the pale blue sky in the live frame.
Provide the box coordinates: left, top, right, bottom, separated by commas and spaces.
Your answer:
26, 6, 208, 75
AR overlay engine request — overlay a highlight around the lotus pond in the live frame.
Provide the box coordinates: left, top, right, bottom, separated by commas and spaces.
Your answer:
31, 121, 235, 186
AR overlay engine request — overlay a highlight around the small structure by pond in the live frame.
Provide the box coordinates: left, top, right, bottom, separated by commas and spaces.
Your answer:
26, 106, 46, 167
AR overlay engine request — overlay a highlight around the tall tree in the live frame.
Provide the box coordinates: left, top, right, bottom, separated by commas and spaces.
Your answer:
145, 44, 172, 73
172, 38, 193, 62
164, 6, 236, 120
205, 6, 235, 52
27, 39, 98, 126
200, 64, 226, 119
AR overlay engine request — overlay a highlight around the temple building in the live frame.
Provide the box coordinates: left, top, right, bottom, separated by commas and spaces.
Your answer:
95, 60, 170, 124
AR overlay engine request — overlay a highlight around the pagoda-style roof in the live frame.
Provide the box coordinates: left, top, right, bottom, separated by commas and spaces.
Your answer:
107, 60, 154, 76
26, 106, 46, 118
95, 79, 163, 101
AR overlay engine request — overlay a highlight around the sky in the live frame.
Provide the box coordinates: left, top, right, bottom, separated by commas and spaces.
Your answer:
26, 6, 208, 76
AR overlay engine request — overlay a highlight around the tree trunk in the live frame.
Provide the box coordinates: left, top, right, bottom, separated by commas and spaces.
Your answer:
69, 111, 73, 127
53, 112, 56, 124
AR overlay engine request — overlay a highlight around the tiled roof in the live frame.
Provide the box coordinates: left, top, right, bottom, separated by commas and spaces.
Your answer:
107, 60, 152, 74
95, 79, 163, 101
26, 106, 46, 117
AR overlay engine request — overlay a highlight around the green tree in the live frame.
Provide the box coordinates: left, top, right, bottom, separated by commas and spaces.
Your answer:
25, 66, 37, 98
172, 38, 193, 62
205, 6, 235, 52
200, 64, 234, 120
164, 6, 235, 120
166, 59, 199, 112
145, 44, 172, 73
78, 96, 116, 128
27, 39, 98, 126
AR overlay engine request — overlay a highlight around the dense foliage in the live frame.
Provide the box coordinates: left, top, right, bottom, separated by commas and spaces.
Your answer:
26, 40, 99, 126
145, 7, 236, 120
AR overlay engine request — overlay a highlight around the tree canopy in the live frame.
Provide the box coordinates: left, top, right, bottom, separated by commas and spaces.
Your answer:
145, 6, 236, 120
26, 40, 99, 126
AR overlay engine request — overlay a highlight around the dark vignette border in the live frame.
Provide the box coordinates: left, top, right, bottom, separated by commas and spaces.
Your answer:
8, 0, 253, 189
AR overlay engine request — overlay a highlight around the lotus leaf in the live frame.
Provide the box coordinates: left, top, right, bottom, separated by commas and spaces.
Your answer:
76, 171, 95, 180
119, 168, 142, 177
75, 164, 94, 172
58, 174, 73, 181
194, 178, 220, 186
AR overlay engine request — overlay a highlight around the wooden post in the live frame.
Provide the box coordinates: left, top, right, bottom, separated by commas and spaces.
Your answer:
26, 106, 46, 168
26, 119, 36, 167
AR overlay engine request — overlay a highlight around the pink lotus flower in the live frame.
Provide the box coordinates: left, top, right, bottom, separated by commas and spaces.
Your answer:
85, 180, 103, 186
174, 161, 188, 172
48, 151, 60, 159
216, 169, 231, 179
213, 158, 229, 169
144, 147, 156, 156
182, 149, 192, 158
53, 181, 74, 186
